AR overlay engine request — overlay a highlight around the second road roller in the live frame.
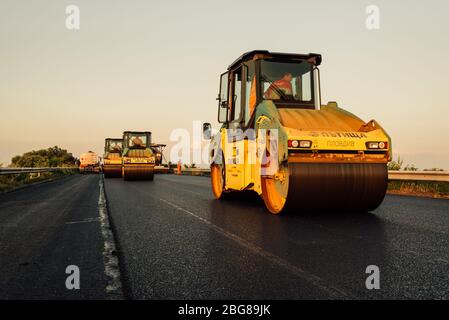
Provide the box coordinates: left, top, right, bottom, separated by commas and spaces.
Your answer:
121, 131, 155, 181
103, 138, 123, 178
203, 50, 391, 214
151, 143, 169, 173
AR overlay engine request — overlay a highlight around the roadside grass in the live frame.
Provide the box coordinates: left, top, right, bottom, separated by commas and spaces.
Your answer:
0, 170, 76, 193
388, 181, 449, 198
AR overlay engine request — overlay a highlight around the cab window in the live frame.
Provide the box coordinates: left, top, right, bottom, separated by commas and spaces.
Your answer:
244, 61, 256, 126
229, 67, 242, 122
218, 72, 229, 123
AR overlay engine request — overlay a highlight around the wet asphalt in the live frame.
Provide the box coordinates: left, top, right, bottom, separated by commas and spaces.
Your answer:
0, 174, 108, 299
104, 174, 449, 299
1, 173, 448, 299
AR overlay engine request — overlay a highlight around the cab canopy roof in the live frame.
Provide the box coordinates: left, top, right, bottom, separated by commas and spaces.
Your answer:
228, 50, 322, 70
105, 138, 122, 141
123, 131, 152, 135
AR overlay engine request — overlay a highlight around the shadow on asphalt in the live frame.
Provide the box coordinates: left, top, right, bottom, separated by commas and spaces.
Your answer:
208, 189, 386, 244
213, 189, 382, 220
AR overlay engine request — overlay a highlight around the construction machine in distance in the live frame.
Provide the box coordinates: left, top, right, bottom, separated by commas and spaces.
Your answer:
151, 143, 169, 173
203, 50, 391, 214
103, 138, 123, 178
79, 151, 100, 174
122, 131, 155, 180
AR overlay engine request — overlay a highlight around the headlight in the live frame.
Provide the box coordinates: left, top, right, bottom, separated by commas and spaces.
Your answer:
288, 140, 312, 148
366, 141, 388, 149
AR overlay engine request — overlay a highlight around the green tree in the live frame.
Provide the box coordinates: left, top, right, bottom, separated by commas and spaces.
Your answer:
10, 146, 76, 168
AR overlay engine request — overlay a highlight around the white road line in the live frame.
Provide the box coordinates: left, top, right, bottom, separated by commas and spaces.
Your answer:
65, 217, 100, 225
98, 176, 124, 299
159, 197, 351, 299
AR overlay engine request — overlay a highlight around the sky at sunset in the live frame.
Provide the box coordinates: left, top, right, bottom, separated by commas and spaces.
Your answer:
1, 0, 448, 169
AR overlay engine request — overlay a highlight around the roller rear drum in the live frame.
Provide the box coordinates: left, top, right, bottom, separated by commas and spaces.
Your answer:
123, 165, 154, 181
103, 165, 122, 178
262, 162, 388, 214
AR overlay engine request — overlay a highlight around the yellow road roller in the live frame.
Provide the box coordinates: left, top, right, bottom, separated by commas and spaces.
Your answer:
203, 50, 391, 214
122, 131, 155, 181
103, 138, 123, 178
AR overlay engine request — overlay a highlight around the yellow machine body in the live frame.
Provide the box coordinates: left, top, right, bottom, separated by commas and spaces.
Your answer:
208, 51, 391, 214
103, 138, 123, 178
121, 131, 155, 181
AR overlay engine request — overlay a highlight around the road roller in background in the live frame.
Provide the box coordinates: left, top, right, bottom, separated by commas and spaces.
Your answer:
203, 50, 391, 214
79, 151, 100, 174
151, 143, 169, 174
103, 138, 123, 178
122, 131, 155, 181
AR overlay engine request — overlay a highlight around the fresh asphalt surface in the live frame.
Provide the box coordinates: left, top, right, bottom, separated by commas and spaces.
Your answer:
0, 174, 448, 299
106, 174, 449, 299
0, 175, 108, 299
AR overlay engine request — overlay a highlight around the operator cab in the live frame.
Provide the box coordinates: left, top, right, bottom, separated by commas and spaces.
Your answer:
215, 50, 321, 129
151, 143, 167, 165
105, 138, 123, 153
123, 131, 151, 149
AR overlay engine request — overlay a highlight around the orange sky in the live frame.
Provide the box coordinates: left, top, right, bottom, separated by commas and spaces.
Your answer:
0, 0, 448, 169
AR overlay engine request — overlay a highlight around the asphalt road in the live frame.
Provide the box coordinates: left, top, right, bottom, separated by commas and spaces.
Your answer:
0, 174, 110, 299
105, 174, 449, 299
1, 174, 448, 299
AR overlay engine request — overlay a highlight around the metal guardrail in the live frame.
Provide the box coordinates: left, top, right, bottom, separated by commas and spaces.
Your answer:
2, 167, 448, 182
154, 166, 170, 174
388, 171, 449, 182
180, 168, 449, 182
181, 168, 211, 173
0, 167, 78, 175
180, 168, 211, 176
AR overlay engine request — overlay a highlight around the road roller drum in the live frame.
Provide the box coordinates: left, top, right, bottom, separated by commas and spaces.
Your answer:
103, 165, 122, 178
261, 162, 388, 213
123, 165, 154, 181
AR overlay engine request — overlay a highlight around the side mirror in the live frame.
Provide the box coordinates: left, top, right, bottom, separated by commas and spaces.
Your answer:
203, 123, 212, 140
